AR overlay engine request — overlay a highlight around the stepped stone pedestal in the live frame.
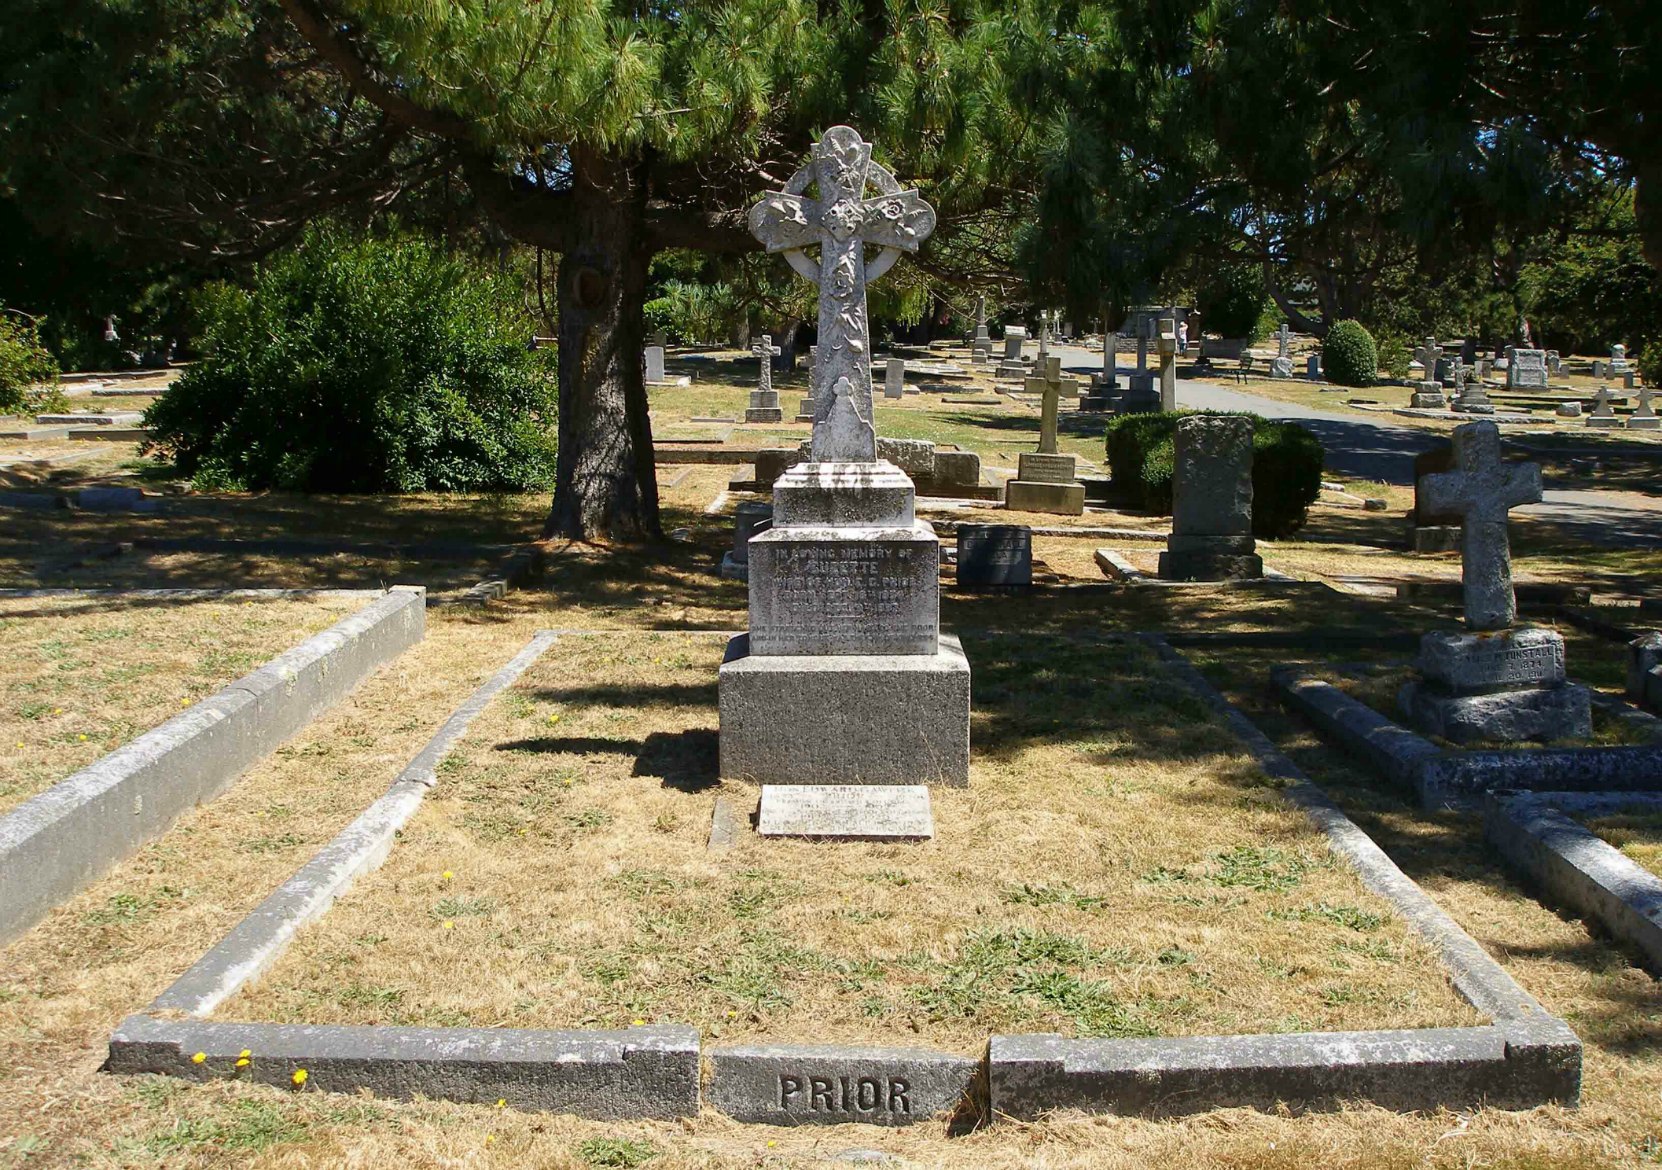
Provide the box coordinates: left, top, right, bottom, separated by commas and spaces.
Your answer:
1399, 627, 1591, 744
1004, 452, 1085, 516
745, 389, 784, 423
719, 461, 970, 787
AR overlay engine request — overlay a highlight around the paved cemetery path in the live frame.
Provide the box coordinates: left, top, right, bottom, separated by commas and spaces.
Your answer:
1052, 345, 1662, 550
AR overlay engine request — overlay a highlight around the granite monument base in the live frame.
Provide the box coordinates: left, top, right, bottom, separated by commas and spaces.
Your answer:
1157, 549, 1264, 581
1409, 522, 1462, 553
718, 633, 971, 787
746, 406, 785, 423
1400, 627, 1592, 744
1004, 480, 1085, 516
1398, 682, 1593, 745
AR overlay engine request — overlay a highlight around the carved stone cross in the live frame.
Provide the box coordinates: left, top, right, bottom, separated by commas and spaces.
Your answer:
751, 334, 781, 393
1027, 356, 1074, 455
1414, 337, 1443, 383
1419, 420, 1542, 631
747, 126, 936, 462
1276, 322, 1291, 359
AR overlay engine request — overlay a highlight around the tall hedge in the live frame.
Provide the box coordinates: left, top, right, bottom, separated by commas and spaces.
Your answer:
1105, 411, 1324, 537
1321, 319, 1378, 387
145, 228, 557, 493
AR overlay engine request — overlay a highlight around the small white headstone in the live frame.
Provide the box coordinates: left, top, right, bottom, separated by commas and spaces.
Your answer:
884, 358, 905, 399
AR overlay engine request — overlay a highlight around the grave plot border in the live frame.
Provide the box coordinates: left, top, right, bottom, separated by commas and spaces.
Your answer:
1484, 790, 1662, 973
1275, 669, 1662, 810
104, 627, 1580, 1127
0, 586, 425, 944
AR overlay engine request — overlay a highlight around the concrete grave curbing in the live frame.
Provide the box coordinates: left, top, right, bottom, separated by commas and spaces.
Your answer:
706, 1044, 978, 1126
0, 586, 425, 944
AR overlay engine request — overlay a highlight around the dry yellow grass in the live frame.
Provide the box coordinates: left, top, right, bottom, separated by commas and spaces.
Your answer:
0, 591, 365, 812
223, 631, 1474, 1050
1, 586, 1658, 1166
1582, 810, 1662, 879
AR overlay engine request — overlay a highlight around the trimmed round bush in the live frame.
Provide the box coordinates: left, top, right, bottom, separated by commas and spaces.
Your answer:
144, 227, 556, 493
1322, 319, 1378, 387
1105, 410, 1323, 537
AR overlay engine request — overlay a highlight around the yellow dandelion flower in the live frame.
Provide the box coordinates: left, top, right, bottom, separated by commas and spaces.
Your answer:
546, 714, 559, 725
767, 1140, 777, 1148
239, 1049, 251, 1058
180, 698, 190, 707
441, 870, 453, 880
15, 742, 23, 749
485, 1134, 496, 1145
631, 1018, 645, 1026
235, 1057, 250, 1068
77, 734, 88, 742
442, 920, 454, 930
52, 708, 62, 715
495, 1098, 506, 1109
291, 1069, 308, 1087
190, 1052, 207, 1064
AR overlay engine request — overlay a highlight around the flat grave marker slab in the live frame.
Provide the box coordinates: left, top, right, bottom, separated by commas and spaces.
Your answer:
757, 784, 934, 840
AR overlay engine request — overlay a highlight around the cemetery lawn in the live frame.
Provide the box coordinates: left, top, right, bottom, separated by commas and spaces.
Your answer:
0, 591, 366, 813
1581, 810, 1662, 879
219, 628, 1479, 1050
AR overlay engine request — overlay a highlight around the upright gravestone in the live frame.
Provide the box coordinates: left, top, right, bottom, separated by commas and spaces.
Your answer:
719, 500, 774, 581
1306, 354, 1321, 379
1610, 344, 1630, 375
796, 347, 819, 421
955, 524, 1033, 587
1506, 348, 1549, 389
745, 335, 785, 422
1412, 337, 1447, 408
1585, 385, 1623, 429
884, 357, 906, 400
1269, 323, 1294, 379
971, 295, 992, 363
1124, 318, 1158, 408
1158, 415, 1262, 580
1629, 385, 1659, 430
1004, 356, 1085, 515
1399, 421, 1591, 743
996, 327, 1029, 378
644, 345, 677, 387
1157, 317, 1179, 411
722, 124, 970, 835
1079, 332, 1119, 410
1547, 350, 1563, 377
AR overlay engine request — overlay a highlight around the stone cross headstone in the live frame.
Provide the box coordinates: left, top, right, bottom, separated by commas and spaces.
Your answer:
745, 334, 785, 422
644, 345, 668, 384
1418, 421, 1542, 630
748, 124, 935, 462
1269, 323, 1293, 378
1630, 385, 1659, 430
884, 357, 906, 399
1452, 355, 1495, 414
973, 295, 990, 342
1413, 337, 1443, 382
1585, 385, 1623, 428
1411, 335, 1447, 408
1031, 356, 1066, 455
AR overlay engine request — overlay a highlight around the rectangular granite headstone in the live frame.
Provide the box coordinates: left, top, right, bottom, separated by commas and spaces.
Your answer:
956, 524, 1033, 586
644, 346, 668, 384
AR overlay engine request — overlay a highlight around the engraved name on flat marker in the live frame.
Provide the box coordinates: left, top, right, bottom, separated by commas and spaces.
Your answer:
756, 784, 934, 839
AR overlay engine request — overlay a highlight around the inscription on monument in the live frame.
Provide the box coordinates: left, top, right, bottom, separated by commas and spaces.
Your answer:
748, 534, 939, 655
779, 1074, 912, 1115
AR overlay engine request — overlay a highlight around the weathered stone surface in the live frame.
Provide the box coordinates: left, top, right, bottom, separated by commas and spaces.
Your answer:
722, 501, 773, 579
1002, 327, 1026, 361
757, 784, 934, 840
1409, 524, 1462, 553
1015, 452, 1078, 485
1157, 549, 1264, 581
1630, 386, 1659, 429
749, 126, 934, 463
644, 346, 667, 383
719, 633, 970, 786
707, 1044, 977, 1126
989, 1027, 1557, 1118
108, 1015, 699, 1120
771, 462, 915, 528
930, 450, 980, 487
1274, 671, 1444, 790
1585, 385, 1623, 429
1485, 791, 1662, 974
1418, 421, 1541, 631
1627, 632, 1662, 703
1004, 480, 1086, 516
884, 358, 905, 399
747, 524, 938, 656
1412, 447, 1461, 525
956, 524, 1032, 586
1170, 415, 1253, 539
1507, 348, 1549, 389
1417, 627, 1567, 695
1398, 679, 1593, 744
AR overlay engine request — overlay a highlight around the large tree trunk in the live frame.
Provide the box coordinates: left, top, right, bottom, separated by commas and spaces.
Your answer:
544, 152, 660, 541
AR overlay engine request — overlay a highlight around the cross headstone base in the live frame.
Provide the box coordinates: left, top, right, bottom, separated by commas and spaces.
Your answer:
1399, 629, 1590, 744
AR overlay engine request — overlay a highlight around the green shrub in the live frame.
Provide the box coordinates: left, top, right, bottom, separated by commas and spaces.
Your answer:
0, 311, 64, 415
1321, 319, 1378, 387
1104, 411, 1323, 538
1375, 333, 1411, 380
145, 228, 556, 492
